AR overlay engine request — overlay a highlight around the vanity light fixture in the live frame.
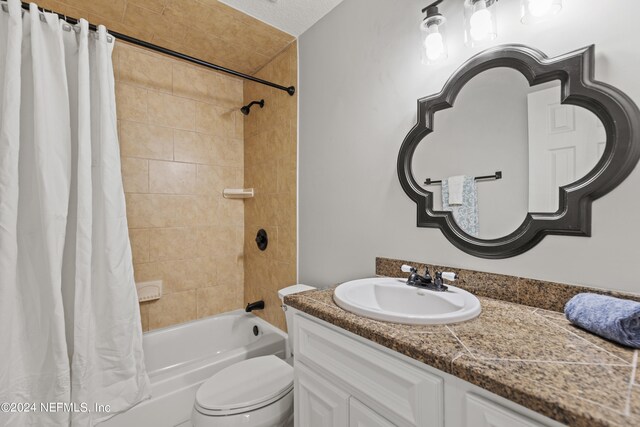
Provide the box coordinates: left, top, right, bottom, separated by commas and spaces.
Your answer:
464, 0, 498, 47
420, 0, 448, 64
520, 0, 562, 24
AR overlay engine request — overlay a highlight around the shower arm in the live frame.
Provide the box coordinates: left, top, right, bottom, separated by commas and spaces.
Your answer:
246, 100, 263, 109
241, 99, 265, 115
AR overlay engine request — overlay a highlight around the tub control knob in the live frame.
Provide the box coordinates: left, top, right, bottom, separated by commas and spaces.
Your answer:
255, 229, 268, 251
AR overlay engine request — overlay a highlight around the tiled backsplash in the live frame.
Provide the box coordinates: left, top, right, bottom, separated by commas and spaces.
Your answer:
115, 41, 245, 331
376, 257, 640, 312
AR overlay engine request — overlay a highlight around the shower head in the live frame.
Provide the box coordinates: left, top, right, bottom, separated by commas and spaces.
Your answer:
240, 99, 265, 116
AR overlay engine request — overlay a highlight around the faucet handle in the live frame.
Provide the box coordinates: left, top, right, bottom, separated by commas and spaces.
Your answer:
440, 272, 458, 282
401, 264, 417, 273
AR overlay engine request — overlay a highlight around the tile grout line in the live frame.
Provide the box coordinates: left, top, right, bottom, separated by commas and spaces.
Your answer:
533, 311, 632, 365
541, 379, 631, 418
624, 350, 638, 416
123, 79, 239, 117
172, 126, 176, 161
299, 295, 337, 311
446, 325, 476, 359
468, 353, 632, 417
450, 352, 466, 364
476, 357, 630, 367
404, 330, 452, 336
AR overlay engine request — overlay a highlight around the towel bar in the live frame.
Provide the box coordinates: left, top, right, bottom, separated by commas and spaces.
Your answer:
424, 171, 502, 185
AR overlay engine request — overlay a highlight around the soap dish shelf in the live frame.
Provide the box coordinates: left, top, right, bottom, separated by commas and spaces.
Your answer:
136, 280, 162, 302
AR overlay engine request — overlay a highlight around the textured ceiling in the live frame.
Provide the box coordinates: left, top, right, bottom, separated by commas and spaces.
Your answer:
219, 0, 344, 37
36, 0, 296, 75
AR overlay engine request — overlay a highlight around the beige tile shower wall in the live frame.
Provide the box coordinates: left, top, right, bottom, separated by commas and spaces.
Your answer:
114, 41, 245, 331
244, 43, 298, 331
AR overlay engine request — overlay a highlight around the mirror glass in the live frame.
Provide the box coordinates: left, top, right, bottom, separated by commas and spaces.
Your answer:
411, 68, 606, 240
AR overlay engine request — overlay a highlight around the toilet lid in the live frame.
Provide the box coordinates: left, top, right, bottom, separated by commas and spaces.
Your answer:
195, 355, 293, 416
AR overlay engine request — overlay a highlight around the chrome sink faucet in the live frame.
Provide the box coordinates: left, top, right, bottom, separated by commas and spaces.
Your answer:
401, 264, 458, 292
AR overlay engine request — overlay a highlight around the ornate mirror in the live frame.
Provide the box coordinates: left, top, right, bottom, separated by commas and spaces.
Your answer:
397, 45, 640, 258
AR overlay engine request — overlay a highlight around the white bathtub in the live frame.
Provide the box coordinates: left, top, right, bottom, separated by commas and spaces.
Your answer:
100, 310, 287, 427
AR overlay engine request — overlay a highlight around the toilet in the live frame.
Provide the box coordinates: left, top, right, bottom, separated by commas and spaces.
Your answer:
191, 284, 316, 427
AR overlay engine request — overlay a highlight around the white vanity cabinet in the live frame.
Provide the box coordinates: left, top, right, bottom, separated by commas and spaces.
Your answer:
295, 363, 350, 427
350, 398, 396, 427
293, 313, 565, 427
294, 313, 443, 427
464, 394, 550, 427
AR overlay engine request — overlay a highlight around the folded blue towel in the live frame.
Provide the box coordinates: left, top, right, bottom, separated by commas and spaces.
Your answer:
565, 293, 640, 348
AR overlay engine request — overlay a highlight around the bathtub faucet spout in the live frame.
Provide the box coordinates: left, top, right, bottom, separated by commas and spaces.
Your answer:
245, 300, 265, 312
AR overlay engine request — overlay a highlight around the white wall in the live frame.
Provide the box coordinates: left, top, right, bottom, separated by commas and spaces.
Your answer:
298, 0, 640, 293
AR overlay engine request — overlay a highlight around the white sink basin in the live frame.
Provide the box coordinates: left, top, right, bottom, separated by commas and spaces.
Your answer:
333, 277, 481, 325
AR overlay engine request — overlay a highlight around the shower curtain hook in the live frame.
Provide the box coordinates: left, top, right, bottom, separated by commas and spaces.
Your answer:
61, 14, 72, 32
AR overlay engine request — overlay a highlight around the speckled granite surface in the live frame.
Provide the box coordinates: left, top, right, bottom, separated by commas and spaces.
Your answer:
376, 257, 640, 312
285, 288, 640, 427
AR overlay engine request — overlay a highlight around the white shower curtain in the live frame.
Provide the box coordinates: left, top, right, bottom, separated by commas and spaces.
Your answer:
0, 1, 150, 426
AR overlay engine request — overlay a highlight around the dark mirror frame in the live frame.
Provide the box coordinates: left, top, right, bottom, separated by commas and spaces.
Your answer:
397, 44, 640, 259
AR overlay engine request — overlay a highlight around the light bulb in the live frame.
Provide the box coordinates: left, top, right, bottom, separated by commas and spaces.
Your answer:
464, 0, 497, 47
420, 11, 447, 65
521, 0, 562, 24
425, 32, 444, 61
528, 0, 553, 17
470, 8, 492, 41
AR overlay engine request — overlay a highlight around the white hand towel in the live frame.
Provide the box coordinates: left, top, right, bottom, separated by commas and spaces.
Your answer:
448, 175, 465, 205
442, 176, 479, 237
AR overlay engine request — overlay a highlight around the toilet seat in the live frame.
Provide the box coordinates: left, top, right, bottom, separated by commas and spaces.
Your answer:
194, 355, 293, 417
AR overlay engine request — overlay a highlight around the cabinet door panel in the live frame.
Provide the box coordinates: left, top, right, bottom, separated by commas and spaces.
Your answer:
350, 398, 396, 427
295, 362, 349, 427
295, 314, 443, 427
466, 394, 548, 427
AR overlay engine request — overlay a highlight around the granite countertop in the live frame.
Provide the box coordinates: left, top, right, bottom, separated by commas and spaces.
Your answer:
285, 288, 640, 427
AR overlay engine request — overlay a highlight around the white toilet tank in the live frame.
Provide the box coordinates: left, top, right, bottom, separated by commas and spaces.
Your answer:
278, 284, 316, 358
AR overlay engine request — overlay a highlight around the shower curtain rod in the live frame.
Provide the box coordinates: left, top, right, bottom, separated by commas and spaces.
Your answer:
18, 1, 296, 96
